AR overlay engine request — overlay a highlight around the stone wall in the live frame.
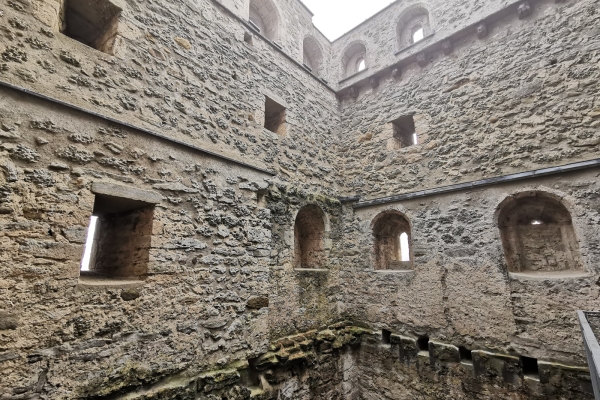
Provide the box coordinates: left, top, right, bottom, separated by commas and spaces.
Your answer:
0, 0, 599, 398
338, 0, 600, 197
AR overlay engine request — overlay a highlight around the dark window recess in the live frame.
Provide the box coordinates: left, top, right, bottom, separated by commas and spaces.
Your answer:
264, 97, 286, 136
81, 193, 154, 279
62, 0, 122, 54
417, 336, 429, 351
294, 205, 326, 269
392, 115, 417, 148
521, 356, 539, 376
244, 32, 253, 45
382, 329, 392, 344
459, 346, 473, 361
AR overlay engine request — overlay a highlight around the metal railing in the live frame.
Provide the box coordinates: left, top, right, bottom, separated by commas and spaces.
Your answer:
578, 311, 600, 400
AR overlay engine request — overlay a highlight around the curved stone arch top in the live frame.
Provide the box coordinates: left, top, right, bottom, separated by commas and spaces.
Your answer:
249, 0, 282, 42
495, 190, 584, 274
303, 35, 324, 76
292, 204, 331, 269
341, 41, 368, 79
370, 209, 414, 271
396, 4, 432, 50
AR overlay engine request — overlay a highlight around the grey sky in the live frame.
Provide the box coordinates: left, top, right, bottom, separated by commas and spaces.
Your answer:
301, 0, 396, 41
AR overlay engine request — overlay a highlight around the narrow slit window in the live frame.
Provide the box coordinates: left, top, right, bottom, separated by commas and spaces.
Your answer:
357, 58, 366, 72
80, 215, 98, 272
382, 329, 392, 344
61, 0, 122, 54
400, 232, 410, 262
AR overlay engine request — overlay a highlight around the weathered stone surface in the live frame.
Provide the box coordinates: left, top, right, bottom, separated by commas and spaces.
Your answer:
92, 181, 163, 204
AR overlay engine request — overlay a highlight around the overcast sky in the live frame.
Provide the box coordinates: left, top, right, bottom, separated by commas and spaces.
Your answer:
301, 0, 396, 41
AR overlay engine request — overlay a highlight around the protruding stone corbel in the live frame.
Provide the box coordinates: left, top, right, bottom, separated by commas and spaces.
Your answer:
442, 40, 453, 55
476, 23, 488, 39
517, 2, 531, 19
391, 67, 402, 79
348, 87, 359, 99
369, 77, 379, 89
417, 53, 428, 67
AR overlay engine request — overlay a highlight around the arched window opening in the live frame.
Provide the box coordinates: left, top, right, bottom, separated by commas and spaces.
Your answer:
373, 212, 413, 270
357, 58, 366, 72
498, 193, 582, 274
397, 7, 431, 50
294, 205, 326, 269
249, 0, 280, 41
342, 42, 367, 78
303, 36, 323, 76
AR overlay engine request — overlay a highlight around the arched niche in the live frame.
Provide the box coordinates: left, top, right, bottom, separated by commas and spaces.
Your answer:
303, 35, 324, 76
396, 5, 431, 49
294, 205, 326, 269
249, 0, 281, 41
372, 211, 413, 270
497, 192, 582, 274
341, 41, 367, 78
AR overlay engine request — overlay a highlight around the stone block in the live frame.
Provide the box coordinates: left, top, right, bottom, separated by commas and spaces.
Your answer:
0, 311, 18, 330
429, 341, 460, 364
92, 181, 163, 204
473, 350, 520, 385
517, 2, 531, 19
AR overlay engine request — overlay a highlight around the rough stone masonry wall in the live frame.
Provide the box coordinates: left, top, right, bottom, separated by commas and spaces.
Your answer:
0, 0, 350, 397
0, 0, 599, 398
338, 0, 600, 198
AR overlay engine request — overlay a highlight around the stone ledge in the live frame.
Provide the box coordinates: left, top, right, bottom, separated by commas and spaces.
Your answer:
91, 181, 163, 204
77, 275, 145, 290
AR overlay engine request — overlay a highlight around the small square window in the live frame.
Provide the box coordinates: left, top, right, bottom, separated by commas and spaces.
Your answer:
391, 115, 417, 148
264, 96, 286, 136
81, 193, 155, 279
520, 356, 539, 377
61, 0, 122, 54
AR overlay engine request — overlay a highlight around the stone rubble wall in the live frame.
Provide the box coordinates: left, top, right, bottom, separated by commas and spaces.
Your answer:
0, 0, 599, 398
338, 0, 600, 198
340, 169, 600, 368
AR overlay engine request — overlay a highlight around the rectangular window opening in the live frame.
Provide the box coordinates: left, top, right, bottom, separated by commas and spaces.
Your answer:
257, 190, 267, 208
382, 329, 392, 344
80, 194, 154, 280
244, 31, 253, 45
61, 0, 122, 54
459, 346, 473, 362
264, 96, 286, 136
391, 115, 417, 149
417, 336, 429, 351
520, 356, 539, 377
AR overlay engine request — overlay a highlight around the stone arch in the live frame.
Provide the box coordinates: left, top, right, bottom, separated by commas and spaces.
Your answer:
249, 0, 281, 41
303, 35, 324, 76
294, 205, 327, 269
372, 210, 413, 270
396, 4, 431, 50
341, 41, 367, 78
497, 191, 582, 274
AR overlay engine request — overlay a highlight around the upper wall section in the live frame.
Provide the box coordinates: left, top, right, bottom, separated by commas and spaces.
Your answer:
0, 0, 341, 192
218, 0, 334, 82
331, 0, 532, 88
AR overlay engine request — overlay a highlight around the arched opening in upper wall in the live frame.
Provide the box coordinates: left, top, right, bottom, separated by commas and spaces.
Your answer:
497, 192, 583, 274
372, 211, 413, 270
294, 205, 326, 269
303, 35, 324, 76
249, 0, 281, 42
342, 41, 367, 79
396, 5, 431, 50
